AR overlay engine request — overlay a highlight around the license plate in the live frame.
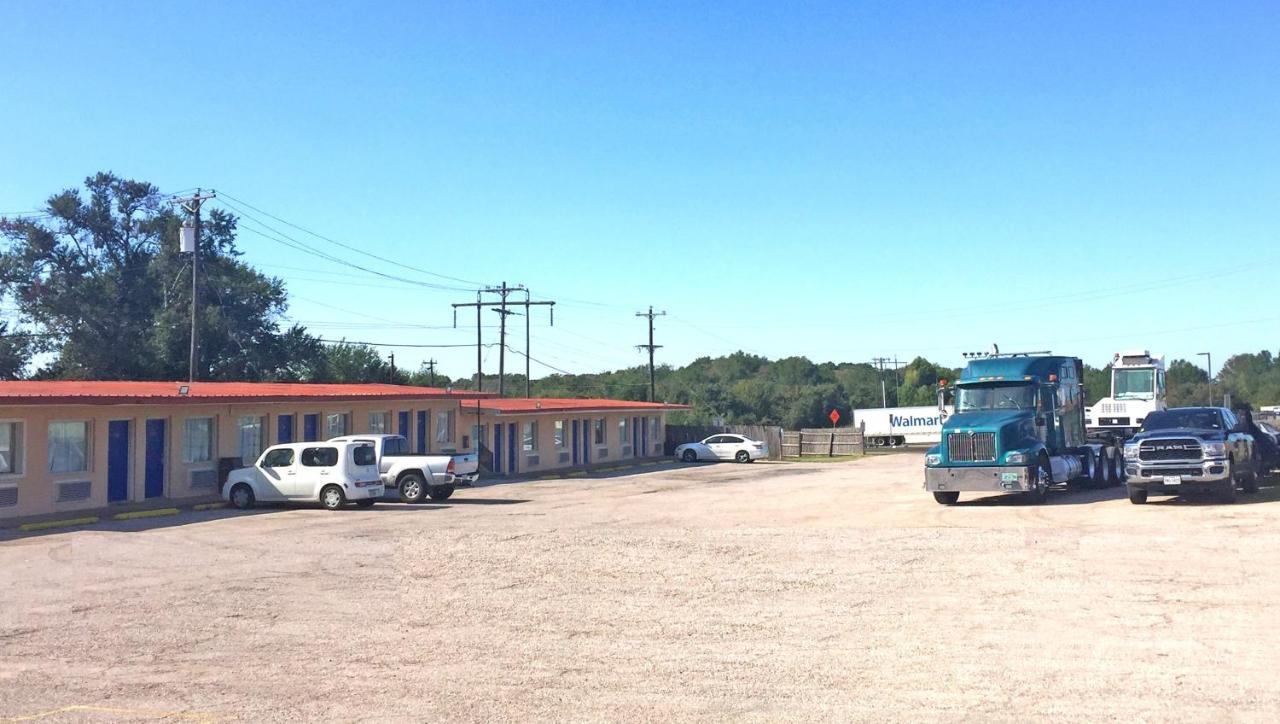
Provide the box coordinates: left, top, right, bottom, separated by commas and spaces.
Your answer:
1001, 472, 1020, 482
369, 487, 383, 497
1163, 475, 1182, 486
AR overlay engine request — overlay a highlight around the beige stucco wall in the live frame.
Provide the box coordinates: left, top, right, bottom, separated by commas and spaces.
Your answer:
0, 400, 670, 519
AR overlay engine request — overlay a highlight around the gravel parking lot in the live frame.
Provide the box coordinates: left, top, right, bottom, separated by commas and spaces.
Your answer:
4, 453, 1280, 722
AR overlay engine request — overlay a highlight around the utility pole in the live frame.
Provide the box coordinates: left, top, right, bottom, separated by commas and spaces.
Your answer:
1198, 352, 1212, 406
636, 306, 666, 402
453, 283, 552, 397
425, 358, 437, 386
389, 352, 396, 382
171, 189, 216, 382
871, 357, 890, 408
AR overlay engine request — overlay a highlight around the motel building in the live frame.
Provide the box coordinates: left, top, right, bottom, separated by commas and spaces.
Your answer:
0, 381, 683, 520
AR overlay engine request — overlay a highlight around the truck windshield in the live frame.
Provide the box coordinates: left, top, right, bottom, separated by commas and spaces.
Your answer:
1142, 409, 1223, 431
956, 384, 1036, 411
1113, 368, 1155, 400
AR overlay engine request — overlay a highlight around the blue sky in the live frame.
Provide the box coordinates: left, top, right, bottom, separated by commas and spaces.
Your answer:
2, 1, 1277, 380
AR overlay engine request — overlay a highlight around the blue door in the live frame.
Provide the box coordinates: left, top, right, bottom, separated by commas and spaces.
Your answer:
303, 414, 319, 442
277, 414, 294, 444
107, 420, 130, 503
571, 420, 580, 465
632, 417, 639, 457
507, 422, 518, 475
144, 419, 166, 499
416, 411, 428, 453
494, 424, 503, 474
398, 411, 410, 439
641, 417, 649, 457
582, 419, 591, 465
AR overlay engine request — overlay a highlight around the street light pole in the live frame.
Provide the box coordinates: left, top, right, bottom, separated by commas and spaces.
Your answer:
1197, 352, 1212, 406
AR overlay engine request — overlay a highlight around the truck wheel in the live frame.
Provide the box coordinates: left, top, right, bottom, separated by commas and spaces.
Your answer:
1127, 486, 1148, 505
320, 485, 346, 511
399, 473, 427, 503
1089, 450, 1105, 487
933, 491, 959, 505
1110, 451, 1125, 486
428, 485, 455, 501
1025, 457, 1051, 504
229, 483, 255, 510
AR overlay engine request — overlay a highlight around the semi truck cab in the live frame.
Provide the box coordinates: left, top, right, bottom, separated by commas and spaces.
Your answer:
924, 353, 1124, 505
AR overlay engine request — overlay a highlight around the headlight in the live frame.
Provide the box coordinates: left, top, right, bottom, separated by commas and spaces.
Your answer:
1004, 451, 1027, 465
1202, 442, 1226, 458
1124, 444, 1140, 460
925, 453, 942, 466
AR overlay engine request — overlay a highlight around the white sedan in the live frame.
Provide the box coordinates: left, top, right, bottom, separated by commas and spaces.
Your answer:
674, 434, 768, 463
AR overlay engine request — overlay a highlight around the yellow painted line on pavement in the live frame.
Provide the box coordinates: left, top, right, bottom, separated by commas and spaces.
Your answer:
112, 507, 180, 521
537, 474, 562, 481
17, 516, 99, 533
192, 502, 227, 511
566, 471, 588, 478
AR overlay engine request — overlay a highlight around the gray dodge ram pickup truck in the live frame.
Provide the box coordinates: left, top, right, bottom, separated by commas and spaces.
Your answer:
1123, 407, 1258, 504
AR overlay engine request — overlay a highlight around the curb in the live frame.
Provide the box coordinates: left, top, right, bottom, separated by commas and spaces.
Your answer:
113, 508, 181, 521
192, 502, 227, 511
19, 516, 100, 532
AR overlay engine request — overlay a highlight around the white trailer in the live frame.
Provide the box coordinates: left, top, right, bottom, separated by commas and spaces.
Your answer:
853, 405, 954, 447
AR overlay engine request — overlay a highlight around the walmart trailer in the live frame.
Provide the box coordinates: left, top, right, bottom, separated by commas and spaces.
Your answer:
853, 405, 954, 446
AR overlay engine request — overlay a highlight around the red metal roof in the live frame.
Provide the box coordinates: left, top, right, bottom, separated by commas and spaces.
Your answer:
462, 397, 689, 415
0, 381, 494, 406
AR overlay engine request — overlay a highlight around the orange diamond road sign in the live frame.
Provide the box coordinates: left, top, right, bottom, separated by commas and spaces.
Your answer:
829, 409, 840, 425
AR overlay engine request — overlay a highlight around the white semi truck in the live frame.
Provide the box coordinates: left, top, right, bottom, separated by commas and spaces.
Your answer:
853, 405, 954, 447
1085, 350, 1166, 441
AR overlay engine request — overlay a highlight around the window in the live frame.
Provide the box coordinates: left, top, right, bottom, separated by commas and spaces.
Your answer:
649, 417, 659, 441
238, 416, 266, 464
260, 448, 295, 468
48, 421, 90, 474
301, 447, 339, 467
368, 411, 390, 433
0, 421, 22, 475
593, 418, 606, 445
618, 417, 629, 446
382, 436, 409, 456
523, 421, 539, 452
554, 420, 566, 449
326, 412, 349, 438
435, 410, 455, 444
183, 417, 214, 463
352, 444, 377, 466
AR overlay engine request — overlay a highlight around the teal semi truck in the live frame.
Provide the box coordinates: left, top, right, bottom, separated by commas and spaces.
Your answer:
923, 351, 1125, 505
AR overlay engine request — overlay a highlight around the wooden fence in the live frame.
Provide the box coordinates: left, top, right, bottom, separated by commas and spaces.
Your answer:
781, 426, 866, 458
664, 425, 785, 461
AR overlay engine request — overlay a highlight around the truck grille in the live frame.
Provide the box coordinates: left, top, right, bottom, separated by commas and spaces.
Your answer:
1100, 402, 1126, 414
947, 432, 996, 462
1138, 439, 1202, 462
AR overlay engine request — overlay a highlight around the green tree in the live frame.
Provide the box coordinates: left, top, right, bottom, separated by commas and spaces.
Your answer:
0, 172, 320, 381
0, 322, 36, 379
1166, 359, 1211, 407
1083, 364, 1110, 405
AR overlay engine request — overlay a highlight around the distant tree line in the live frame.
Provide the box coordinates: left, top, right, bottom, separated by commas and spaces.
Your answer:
3, 174, 1277, 428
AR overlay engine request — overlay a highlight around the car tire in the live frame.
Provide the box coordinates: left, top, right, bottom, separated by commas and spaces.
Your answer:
428, 485, 455, 501
933, 491, 959, 505
229, 483, 255, 510
682, 449, 698, 463
320, 485, 346, 511
399, 472, 427, 504
734, 450, 750, 464
1127, 486, 1148, 505
1025, 456, 1050, 504
355, 498, 376, 508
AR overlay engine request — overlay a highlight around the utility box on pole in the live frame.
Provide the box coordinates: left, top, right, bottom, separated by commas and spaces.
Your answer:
179, 223, 196, 253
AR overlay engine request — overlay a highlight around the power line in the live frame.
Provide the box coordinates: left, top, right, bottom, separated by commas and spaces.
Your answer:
215, 190, 488, 288
316, 338, 500, 349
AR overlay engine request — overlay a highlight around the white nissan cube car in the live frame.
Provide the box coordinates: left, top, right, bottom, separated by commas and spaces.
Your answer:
225, 441, 384, 511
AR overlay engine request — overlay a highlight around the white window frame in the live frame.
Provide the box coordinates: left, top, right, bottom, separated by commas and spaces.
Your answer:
326, 412, 350, 439
0, 419, 24, 478
237, 415, 267, 465
522, 420, 539, 453
618, 417, 629, 447
48, 420, 91, 475
182, 416, 216, 464
435, 410, 455, 444
368, 411, 391, 434
553, 420, 566, 450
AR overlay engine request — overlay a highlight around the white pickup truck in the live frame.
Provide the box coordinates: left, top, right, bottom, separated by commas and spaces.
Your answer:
328, 434, 479, 502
